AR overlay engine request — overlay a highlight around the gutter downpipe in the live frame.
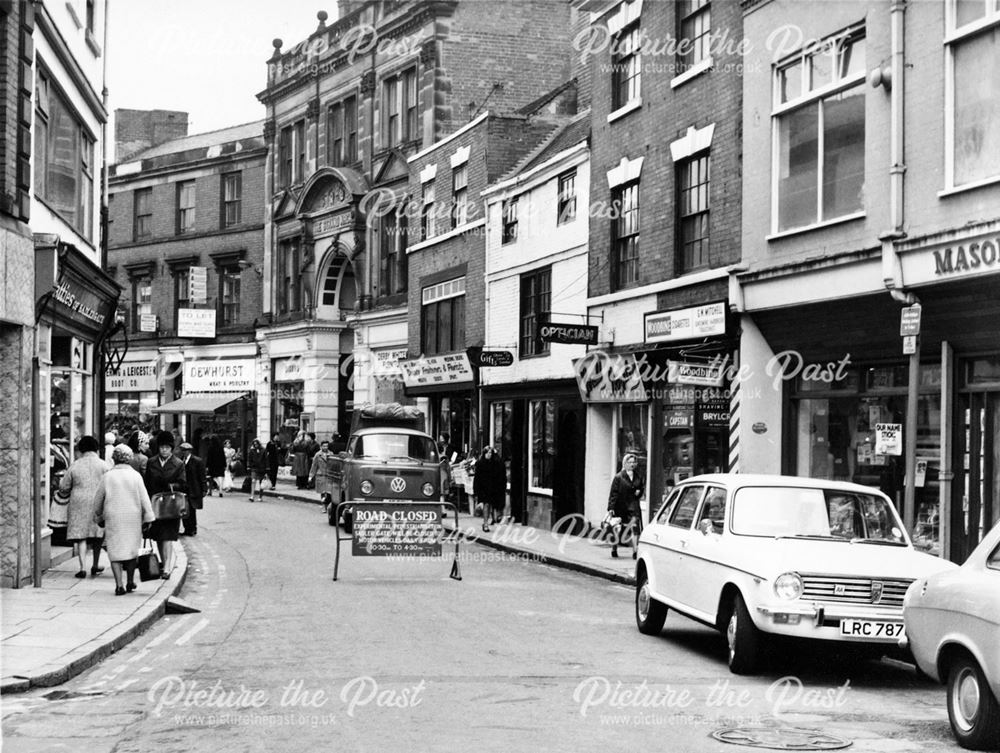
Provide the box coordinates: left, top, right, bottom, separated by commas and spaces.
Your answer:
880, 0, 919, 536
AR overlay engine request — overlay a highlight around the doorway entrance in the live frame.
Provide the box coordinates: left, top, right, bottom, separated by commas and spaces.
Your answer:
954, 390, 1000, 562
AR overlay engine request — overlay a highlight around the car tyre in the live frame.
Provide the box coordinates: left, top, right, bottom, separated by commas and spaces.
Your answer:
726, 593, 762, 675
635, 571, 667, 635
947, 654, 1000, 750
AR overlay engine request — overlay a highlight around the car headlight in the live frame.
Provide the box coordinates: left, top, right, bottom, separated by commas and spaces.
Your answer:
360, 480, 374, 495
422, 482, 435, 497
773, 572, 803, 600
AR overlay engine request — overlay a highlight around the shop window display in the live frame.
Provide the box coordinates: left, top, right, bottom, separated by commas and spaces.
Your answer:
792, 363, 941, 555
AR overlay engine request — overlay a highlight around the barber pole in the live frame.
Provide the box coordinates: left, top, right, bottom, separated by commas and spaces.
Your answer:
728, 352, 740, 473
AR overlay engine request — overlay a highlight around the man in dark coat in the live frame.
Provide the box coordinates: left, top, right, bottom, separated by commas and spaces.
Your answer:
177, 442, 207, 536
264, 433, 282, 490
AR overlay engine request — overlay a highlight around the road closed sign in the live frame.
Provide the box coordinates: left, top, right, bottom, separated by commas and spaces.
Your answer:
351, 504, 443, 557
875, 423, 903, 456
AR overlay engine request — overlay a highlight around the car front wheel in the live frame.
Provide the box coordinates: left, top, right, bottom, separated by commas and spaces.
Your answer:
726, 593, 762, 675
947, 654, 1000, 750
635, 572, 667, 635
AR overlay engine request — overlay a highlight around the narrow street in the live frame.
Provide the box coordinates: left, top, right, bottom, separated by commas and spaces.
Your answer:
2, 496, 958, 753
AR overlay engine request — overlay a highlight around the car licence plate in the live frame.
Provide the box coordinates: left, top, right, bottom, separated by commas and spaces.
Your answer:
839, 619, 905, 641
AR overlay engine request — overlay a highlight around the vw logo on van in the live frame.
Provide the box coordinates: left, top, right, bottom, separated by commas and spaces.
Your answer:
389, 477, 407, 493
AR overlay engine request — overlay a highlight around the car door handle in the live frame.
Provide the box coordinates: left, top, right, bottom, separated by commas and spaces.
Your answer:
679, 539, 689, 549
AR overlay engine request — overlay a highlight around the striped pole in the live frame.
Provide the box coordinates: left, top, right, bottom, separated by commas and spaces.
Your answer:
728, 349, 740, 474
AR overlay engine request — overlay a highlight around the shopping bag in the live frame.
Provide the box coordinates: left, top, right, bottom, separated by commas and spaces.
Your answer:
137, 542, 161, 582
151, 491, 189, 520
48, 487, 70, 529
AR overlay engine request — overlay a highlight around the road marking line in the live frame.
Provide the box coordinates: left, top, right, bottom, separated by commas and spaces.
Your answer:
175, 617, 210, 645
146, 618, 185, 647
127, 649, 151, 664
116, 679, 140, 690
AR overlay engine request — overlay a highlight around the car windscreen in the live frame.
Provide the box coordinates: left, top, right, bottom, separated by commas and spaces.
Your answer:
354, 434, 438, 462
731, 486, 906, 543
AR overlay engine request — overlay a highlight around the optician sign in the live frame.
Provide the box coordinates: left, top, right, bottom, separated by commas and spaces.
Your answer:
184, 359, 255, 392
645, 302, 726, 344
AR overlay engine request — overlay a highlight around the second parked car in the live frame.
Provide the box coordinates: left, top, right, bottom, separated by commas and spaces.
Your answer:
634, 474, 957, 674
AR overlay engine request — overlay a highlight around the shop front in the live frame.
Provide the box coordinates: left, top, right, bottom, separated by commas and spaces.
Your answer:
104, 356, 162, 435
152, 357, 256, 455
34, 238, 121, 574
400, 351, 475, 456
484, 382, 585, 530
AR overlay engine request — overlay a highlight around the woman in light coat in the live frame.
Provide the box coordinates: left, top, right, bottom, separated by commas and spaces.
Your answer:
59, 435, 107, 578
94, 445, 155, 594
308, 439, 338, 513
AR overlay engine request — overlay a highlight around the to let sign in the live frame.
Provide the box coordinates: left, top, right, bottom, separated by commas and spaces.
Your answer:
539, 323, 598, 345
900, 304, 922, 336
352, 504, 443, 557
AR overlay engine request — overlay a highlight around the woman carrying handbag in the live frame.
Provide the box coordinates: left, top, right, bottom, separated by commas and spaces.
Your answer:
608, 453, 644, 559
143, 430, 188, 578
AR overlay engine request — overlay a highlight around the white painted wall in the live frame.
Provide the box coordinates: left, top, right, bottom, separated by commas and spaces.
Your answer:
737, 316, 783, 474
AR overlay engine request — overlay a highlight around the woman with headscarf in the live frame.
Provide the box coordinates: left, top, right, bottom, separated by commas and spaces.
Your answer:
473, 446, 506, 532
290, 431, 310, 489
94, 445, 155, 594
607, 453, 644, 559
127, 430, 149, 474
143, 430, 188, 578
59, 435, 107, 578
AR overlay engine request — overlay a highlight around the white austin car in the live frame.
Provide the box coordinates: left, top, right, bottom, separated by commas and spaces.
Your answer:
634, 474, 957, 675
903, 521, 1000, 750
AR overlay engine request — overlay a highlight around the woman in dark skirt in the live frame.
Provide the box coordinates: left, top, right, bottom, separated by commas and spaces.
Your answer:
143, 430, 188, 578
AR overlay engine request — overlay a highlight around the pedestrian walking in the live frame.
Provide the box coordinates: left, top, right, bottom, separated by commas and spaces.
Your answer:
206, 434, 227, 497
290, 431, 310, 489
58, 435, 107, 578
93, 445, 155, 595
308, 439, 337, 513
246, 438, 267, 502
177, 442, 207, 536
144, 430, 187, 578
127, 430, 149, 474
264, 433, 282, 490
222, 438, 236, 492
473, 445, 506, 532
102, 431, 118, 469
608, 453, 644, 559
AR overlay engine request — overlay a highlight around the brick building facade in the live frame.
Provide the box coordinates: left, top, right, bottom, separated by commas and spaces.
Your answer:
255, 0, 581, 447
106, 120, 266, 456
579, 0, 745, 521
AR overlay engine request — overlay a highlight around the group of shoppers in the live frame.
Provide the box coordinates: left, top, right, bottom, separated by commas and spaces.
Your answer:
58, 430, 207, 595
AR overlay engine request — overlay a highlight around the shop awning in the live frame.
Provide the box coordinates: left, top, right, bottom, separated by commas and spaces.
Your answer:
151, 392, 248, 414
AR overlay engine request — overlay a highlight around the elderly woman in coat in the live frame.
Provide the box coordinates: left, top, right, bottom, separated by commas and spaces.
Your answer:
308, 439, 338, 513
94, 445, 155, 595
59, 435, 107, 578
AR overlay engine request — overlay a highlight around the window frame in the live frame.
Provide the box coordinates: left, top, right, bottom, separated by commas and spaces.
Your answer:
173, 268, 191, 331
611, 21, 642, 111
451, 162, 469, 229
611, 179, 640, 290
277, 238, 302, 314
328, 94, 359, 167
383, 67, 419, 148
677, 0, 711, 73
519, 266, 551, 358
377, 209, 408, 298
771, 25, 867, 233
420, 277, 466, 355
528, 398, 555, 494
421, 181, 436, 241
131, 275, 153, 333
677, 151, 711, 272
218, 264, 241, 327
133, 187, 152, 241
668, 485, 706, 529
501, 196, 518, 244
176, 180, 196, 235
945, 1, 1000, 189
557, 170, 577, 225
221, 172, 242, 228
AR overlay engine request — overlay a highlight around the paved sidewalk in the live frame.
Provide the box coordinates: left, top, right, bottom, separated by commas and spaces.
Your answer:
1, 544, 188, 694
262, 479, 637, 585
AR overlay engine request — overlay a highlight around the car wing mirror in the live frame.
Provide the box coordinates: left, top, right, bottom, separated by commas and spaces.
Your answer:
698, 519, 714, 536
338, 451, 348, 459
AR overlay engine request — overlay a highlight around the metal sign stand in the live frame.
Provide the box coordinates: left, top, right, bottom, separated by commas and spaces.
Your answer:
333, 501, 463, 581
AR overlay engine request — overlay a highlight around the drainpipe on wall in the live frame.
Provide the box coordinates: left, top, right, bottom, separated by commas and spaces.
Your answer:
879, 0, 919, 536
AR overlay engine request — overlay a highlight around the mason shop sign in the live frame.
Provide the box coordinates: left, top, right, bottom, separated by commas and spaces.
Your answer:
932, 238, 1000, 276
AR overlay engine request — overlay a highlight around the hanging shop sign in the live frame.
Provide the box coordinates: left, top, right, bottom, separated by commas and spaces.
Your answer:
36, 242, 120, 342
188, 266, 208, 305
697, 402, 731, 428
573, 351, 647, 403
184, 358, 255, 392
352, 504, 443, 556
668, 360, 726, 387
644, 302, 726, 344
399, 353, 474, 389
664, 409, 694, 429
539, 323, 598, 345
106, 359, 160, 392
470, 349, 514, 367
177, 308, 216, 338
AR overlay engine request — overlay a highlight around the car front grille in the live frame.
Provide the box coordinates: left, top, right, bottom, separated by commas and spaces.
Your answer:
800, 574, 913, 608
